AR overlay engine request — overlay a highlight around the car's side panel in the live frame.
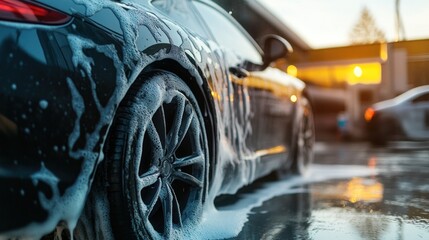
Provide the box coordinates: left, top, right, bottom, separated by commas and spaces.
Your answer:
0, 18, 123, 232
247, 68, 298, 152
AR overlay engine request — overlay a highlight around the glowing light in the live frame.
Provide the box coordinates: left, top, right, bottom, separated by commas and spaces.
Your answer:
290, 94, 297, 103
380, 43, 388, 62
353, 66, 363, 78
364, 107, 375, 122
287, 65, 298, 77
211, 91, 220, 100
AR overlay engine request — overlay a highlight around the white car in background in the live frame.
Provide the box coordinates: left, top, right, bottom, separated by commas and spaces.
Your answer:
365, 85, 429, 145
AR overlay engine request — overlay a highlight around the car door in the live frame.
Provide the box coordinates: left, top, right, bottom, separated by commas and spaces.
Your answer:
192, 1, 294, 160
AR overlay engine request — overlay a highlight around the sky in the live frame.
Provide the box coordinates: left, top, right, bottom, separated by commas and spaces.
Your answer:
257, 0, 429, 49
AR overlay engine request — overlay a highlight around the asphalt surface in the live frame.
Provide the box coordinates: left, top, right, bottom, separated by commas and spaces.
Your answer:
215, 141, 429, 240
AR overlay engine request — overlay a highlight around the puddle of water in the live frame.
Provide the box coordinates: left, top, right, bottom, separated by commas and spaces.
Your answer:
309, 208, 429, 240
191, 164, 377, 239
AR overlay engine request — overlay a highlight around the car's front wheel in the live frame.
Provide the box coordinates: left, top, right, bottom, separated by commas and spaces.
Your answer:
105, 72, 210, 239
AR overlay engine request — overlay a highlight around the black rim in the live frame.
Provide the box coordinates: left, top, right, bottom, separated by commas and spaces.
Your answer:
122, 87, 206, 238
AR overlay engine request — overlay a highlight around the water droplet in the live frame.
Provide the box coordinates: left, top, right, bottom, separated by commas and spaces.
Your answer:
39, 100, 49, 109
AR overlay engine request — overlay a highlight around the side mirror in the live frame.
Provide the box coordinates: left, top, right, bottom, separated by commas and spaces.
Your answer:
261, 34, 293, 68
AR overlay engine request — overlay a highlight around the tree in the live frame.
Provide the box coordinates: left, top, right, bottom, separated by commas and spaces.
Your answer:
349, 7, 386, 45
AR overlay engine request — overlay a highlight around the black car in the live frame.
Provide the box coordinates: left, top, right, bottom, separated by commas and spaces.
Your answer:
0, 0, 314, 239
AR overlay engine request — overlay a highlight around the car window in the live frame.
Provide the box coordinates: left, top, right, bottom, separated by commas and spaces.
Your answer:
192, 1, 263, 65
412, 93, 429, 104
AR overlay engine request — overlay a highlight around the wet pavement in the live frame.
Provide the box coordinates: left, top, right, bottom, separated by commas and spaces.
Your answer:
215, 141, 429, 240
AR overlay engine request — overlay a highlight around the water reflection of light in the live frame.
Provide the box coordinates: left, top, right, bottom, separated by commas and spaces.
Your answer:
313, 177, 383, 204
211, 90, 220, 100
346, 178, 383, 203
255, 145, 286, 158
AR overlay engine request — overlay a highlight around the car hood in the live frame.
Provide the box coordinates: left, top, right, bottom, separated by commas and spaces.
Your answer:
372, 98, 400, 111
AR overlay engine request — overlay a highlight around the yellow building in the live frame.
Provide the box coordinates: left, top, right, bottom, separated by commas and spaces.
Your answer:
290, 39, 429, 100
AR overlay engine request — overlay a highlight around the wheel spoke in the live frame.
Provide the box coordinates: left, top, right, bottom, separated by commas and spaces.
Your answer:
168, 183, 183, 228
166, 96, 194, 156
147, 121, 164, 165
146, 179, 162, 216
152, 105, 167, 151
174, 110, 193, 152
172, 171, 203, 188
160, 181, 174, 238
138, 165, 160, 190
173, 154, 204, 168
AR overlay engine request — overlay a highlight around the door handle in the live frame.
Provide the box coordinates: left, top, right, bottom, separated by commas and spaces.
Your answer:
229, 66, 249, 79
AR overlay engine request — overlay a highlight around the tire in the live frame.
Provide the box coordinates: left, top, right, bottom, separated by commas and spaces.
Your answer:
290, 97, 315, 175
105, 72, 210, 239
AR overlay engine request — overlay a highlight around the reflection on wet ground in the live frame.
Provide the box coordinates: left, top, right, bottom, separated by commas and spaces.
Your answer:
217, 142, 429, 240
